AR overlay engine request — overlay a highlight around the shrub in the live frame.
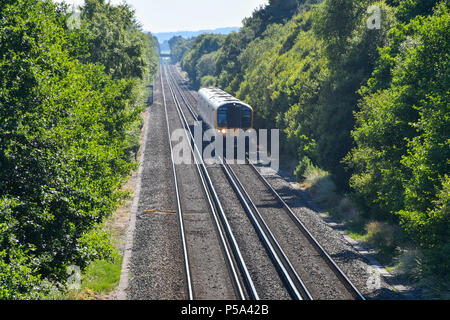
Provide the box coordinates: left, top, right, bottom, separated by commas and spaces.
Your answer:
299, 160, 338, 206
0, 248, 50, 300
294, 156, 313, 180
0, 0, 156, 298
337, 197, 361, 223
365, 221, 399, 263
200, 75, 217, 88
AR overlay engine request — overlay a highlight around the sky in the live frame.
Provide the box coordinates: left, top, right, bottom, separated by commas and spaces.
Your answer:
56, 0, 269, 33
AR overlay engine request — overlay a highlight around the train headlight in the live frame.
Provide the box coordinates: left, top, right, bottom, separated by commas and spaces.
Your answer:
221, 128, 227, 135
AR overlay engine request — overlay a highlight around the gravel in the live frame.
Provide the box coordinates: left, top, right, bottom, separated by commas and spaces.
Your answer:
207, 165, 291, 300
161, 69, 238, 300
254, 165, 406, 300
126, 71, 185, 300
230, 163, 354, 300
170, 65, 291, 300
124, 66, 243, 300
124, 64, 406, 300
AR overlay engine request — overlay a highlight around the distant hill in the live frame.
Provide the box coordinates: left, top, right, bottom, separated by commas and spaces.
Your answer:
152, 27, 240, 45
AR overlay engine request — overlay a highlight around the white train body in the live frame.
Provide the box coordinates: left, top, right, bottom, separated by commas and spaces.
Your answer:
197, 87, 253, 136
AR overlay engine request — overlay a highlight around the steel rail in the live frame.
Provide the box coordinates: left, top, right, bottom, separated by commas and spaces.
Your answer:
163, 65, 247, 300
169, 66, 199, 108
159, 67, 194, 300
220, 159, 312, 300
163, 65, 259, 300
245, 160, 366, 300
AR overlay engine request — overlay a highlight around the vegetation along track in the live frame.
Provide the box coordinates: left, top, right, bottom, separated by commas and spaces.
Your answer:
165, 63, 366, 300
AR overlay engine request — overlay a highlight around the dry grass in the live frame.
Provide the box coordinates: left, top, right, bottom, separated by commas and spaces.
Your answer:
303, 167, 339, 207
365, 221, 396, 246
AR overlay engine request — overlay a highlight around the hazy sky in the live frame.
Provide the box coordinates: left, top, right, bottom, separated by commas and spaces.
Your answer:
56, 0, 269, 33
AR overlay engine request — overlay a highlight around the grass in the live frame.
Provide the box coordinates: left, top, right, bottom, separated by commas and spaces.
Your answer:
82, 257, 122, 293
65, 255, 123, 300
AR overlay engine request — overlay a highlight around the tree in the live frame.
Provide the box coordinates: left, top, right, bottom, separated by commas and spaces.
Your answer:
181, 34, 225, 88
168, 36, 192, 64
0, 0, 157, 298
310, 0, 396, 187
196, 52, 218, 85
79, 0, 150, 80
346, 1, 449, 275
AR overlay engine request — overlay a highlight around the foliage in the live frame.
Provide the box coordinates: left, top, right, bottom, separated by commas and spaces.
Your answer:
176, 0, 449, 279
181, 33, 225, 88
196, 52, 218, 84
79, 0, 151, 80
311, 1, 396, 187
168, 36, 192, 64
346, 1, 449, 276
0, 0, 157, 298
395, 0, 440, 22
200, 75, 217, 88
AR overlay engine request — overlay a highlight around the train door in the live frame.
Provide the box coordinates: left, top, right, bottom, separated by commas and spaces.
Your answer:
227, 103, 242, 128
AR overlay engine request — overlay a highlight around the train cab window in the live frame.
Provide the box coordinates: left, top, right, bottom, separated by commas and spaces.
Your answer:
242, 108, 252, 128
217, 108, 228, 127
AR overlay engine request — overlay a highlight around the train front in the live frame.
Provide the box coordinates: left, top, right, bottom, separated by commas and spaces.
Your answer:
216, 102, 253, 137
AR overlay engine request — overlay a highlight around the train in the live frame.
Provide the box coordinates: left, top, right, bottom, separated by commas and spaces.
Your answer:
197, 87, 253, 136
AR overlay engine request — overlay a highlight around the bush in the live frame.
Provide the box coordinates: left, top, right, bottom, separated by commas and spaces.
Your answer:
200, 75, 217, 87
298, 159, 338, 206
365, 221, 400, 263
294, 156, 313, 180
337, 197, 361, 223
0, 248, 50, 300
347, 2, 450, 273
0, 0, 157, 298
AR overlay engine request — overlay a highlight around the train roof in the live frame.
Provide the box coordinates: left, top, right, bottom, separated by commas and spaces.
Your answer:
198, 87, 252, 110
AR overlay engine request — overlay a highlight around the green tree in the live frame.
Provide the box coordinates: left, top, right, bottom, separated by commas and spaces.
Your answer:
0, 0, 157, 298
181, 33, 225, 88
168, 36, 192, 64
79, 0, 150, 80
311, 0, 395, 187
346, 2, 449, 275
196, 51, 218, 85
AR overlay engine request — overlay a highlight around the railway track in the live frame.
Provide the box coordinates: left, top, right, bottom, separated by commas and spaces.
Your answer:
160, 67, 193, 299
160, 65, 258, 300
170, 67, 199, 111
161, 63, 365, 300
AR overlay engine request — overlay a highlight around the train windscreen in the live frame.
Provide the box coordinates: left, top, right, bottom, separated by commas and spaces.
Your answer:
217, 104, 252, 129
